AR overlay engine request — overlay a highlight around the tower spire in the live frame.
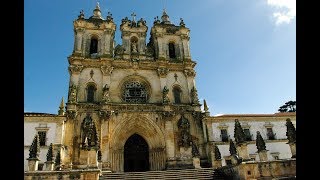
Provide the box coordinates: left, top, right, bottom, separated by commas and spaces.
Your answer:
203, 99, 209, 112
91, 1, 103, 19
58, 97, 65, 115
161, 9, 171, 24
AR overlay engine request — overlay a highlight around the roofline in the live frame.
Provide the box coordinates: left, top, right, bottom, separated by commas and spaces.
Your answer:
24, 112, 61, 117
211, 112, 296, 118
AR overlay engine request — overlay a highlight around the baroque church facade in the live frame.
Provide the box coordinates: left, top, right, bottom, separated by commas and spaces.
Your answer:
24, 4, 296, 179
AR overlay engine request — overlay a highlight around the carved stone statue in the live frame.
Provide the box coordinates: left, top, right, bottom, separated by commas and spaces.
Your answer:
81, 114, 99, 149
102, 84, 110, 103
178, 116, 192, 149
131, 41, 138, 53
68, 84, 77, 103
163, 86, 170, 104
190, 87, 200, 104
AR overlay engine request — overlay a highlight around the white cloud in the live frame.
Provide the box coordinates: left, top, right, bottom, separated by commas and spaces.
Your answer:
267, 0, 296, 25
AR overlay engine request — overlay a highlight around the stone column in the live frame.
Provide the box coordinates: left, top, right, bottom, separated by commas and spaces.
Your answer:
27, 158, 40, 171
212, 159, 222, 169
193, 157, 201, 169
236, 143, 250, 161
45, 161, 55, 171
258, 150, 268, 161
288, 143, 296, 158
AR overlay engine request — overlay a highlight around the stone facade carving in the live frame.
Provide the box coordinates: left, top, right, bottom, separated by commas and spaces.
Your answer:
190, 87, 200, 104
98, 110, 111, 121
101, 65, 114, 75
102, 84, 110, 103
162, 86, 170, 104
66, 110, 77, 119
68, 84, 77, 103
184, 69, 196, 77
68, 65, 84, 75
157, 67, 169, 77
178, 116, 192, 149
80, 114, 99, 150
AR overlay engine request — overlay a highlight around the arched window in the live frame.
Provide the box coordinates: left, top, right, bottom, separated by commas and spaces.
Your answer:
169, 42, 176, 59
173, 87, 181, 104
87, 84, 96, 103
90, 38, 98, 54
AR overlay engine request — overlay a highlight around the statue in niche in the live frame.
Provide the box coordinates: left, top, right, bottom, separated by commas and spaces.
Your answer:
131, 41, 138, 53
80, 114, 99, 149
178, 116, 192, 149
163, 86, 170, 104
102, 84, 110, 103
68, 84, 77, 103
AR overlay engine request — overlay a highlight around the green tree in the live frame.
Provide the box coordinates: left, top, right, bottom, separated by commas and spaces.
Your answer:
278, 101, 296, 112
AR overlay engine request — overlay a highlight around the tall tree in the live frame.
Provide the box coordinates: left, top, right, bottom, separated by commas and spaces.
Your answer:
286, 118, 296, 143
229, 139, 237, 156
29, 134, 40, 159
234, 119, 246, 144
278, 101, 296, 112
256, 131, 267, 152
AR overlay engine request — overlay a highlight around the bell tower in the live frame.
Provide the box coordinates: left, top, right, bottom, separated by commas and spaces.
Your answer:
150, 9, 191, 61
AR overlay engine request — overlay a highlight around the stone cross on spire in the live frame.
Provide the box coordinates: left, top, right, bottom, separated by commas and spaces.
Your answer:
131, 12, 136, 22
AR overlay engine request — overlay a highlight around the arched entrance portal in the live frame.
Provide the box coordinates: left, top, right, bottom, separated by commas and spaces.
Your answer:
124, 134, 149, 172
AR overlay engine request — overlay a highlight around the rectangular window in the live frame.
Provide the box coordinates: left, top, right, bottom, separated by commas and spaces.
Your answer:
221, 129, 229, 142
38, 131, 47, 146
38, 163, 44, 171
244, 129, 252, 141
266, 128, 276, 140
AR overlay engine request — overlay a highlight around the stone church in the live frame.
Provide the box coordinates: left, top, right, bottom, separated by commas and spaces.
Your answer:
24, 3, 296, 179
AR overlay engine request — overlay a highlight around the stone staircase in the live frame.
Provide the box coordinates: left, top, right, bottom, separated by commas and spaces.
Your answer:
100, 168, 224, 179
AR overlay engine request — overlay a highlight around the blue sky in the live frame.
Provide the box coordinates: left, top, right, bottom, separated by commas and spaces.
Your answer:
24, 0, 296, 115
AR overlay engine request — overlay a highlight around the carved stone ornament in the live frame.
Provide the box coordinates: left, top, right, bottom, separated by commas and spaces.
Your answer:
68, 65, 84, 75
99, 110, 111, 121
101, 66, 114, 75
184, 69, 196, 77
162, 86, 170, 104
66, 110, 77, 119
178, 116, 192, 149
68, 84, 77, 103
101, 84, 111, 103
157, 67, 169, 77
190, 87, 200, 105
81, 114, 99, 150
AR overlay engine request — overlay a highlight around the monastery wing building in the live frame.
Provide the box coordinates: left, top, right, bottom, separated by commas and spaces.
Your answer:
24, 4, 296, 179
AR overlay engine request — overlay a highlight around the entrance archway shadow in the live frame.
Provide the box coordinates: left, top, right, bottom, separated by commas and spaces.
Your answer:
124, 134, 149, 172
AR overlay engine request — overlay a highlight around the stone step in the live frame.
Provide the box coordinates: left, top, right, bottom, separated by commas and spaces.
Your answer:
100, 168, 215, 180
